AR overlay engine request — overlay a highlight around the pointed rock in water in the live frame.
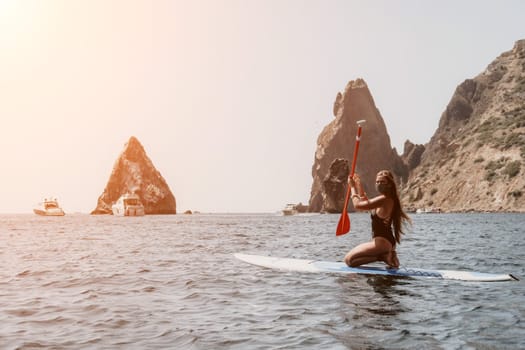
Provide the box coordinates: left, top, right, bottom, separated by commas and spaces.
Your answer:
321, 158, 349, 213
308, 78, 407, 213
91, 136, 177, 215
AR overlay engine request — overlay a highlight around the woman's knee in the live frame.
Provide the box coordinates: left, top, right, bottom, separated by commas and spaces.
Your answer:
347, 258, 360, 267
344, 252, 352, 266
344, 252, 362, 267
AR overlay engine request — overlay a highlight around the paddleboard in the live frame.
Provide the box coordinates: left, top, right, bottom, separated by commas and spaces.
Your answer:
234, 253, 518, 282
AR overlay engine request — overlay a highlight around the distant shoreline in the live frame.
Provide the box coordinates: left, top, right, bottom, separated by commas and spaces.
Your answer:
2, 211, 525, 216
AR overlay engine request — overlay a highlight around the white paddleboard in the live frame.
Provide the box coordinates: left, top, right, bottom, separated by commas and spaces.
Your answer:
234, 253, 518, 282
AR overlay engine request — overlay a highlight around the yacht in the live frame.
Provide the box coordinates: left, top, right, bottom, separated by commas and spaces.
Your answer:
282, 203, 298, 216
33, 198, 65, 216
112, 193, 145, 216
416, 207, 442, 214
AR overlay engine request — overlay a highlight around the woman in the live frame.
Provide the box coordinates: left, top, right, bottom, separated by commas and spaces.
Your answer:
344, 170, 411, 268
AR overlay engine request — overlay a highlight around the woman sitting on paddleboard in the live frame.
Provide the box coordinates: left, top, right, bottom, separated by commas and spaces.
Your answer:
344, 170, 411, 268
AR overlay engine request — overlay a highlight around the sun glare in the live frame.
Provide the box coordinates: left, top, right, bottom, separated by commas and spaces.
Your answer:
0, 0, 37, 44
0, 0, 22, 22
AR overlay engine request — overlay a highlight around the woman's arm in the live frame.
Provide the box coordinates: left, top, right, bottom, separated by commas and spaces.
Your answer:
351, 194, 386, 211
353, 174, 368, 200
349, 174, 384, 211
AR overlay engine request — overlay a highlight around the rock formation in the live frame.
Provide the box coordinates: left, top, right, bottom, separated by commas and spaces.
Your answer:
402, 39, 525, 212
308, 79, 408, 212
401, 140, 425, 171
91, 136, 177, 214
321, 158, 349, 213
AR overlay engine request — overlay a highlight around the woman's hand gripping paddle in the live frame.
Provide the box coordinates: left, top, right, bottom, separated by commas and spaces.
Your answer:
336, 120, 365, 236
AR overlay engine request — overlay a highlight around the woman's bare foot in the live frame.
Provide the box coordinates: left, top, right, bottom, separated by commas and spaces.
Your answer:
386, 250, 399, 269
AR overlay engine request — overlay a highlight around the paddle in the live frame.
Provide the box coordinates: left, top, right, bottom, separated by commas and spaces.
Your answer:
336, 120, 366, 236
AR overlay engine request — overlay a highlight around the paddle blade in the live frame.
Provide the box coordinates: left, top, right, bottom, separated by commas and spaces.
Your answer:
336, 212, 350, 236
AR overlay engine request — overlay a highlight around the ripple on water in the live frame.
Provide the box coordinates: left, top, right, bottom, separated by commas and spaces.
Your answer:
0, 213, 523, 349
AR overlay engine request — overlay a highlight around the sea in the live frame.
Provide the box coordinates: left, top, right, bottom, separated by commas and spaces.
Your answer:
1, 212, 524, 350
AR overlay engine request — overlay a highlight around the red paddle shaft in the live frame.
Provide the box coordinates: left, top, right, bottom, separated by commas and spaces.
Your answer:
336, 120, 365, 236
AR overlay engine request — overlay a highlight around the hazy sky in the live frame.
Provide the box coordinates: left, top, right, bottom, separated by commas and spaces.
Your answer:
1, 0, 524, 213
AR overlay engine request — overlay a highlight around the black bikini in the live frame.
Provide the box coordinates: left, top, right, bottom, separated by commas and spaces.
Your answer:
371, 211, 396, 246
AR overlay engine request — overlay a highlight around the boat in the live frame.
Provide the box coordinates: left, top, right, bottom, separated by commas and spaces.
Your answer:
111, 193, 145, 216
33, 198, 65, 216
416, 207, 442, 214
282, 203, 298, 216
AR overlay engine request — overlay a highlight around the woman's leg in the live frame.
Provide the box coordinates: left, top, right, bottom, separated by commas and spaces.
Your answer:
344, 238, 392, 267
387, 249, 399, 268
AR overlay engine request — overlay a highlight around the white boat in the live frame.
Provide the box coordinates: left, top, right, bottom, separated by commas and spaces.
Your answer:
416, 207, 442, 214
282, 204, 298, 216
111, 193, 145, 216
33, 198, 65, 216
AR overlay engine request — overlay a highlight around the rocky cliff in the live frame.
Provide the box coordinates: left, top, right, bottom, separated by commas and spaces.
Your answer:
402, 39, 525, 212
308, 79, 408, 213
91, 136, 177, 214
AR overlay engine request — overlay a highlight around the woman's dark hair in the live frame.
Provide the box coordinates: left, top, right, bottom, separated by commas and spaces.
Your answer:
377, 170, 411, 244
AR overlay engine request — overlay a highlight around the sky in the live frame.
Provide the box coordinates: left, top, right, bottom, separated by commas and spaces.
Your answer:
1, 0, 524, 214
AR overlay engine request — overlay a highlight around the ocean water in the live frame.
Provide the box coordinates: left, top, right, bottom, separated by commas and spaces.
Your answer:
0, 212, 524, 350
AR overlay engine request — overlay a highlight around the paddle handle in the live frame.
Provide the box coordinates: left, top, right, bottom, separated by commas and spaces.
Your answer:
349, 126, 363, 177
342, 125, 362, 213
336, 120, 365, 236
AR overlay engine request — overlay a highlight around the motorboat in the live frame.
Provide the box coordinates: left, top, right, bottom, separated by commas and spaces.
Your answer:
33, 198, 65, 216
416, 207, 442, 214
112, 193, 145, 216
282, 203, 298, 216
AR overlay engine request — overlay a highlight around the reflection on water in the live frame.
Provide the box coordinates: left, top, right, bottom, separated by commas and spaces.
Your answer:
332, 275, 416, 349
367, 275, 411, 297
